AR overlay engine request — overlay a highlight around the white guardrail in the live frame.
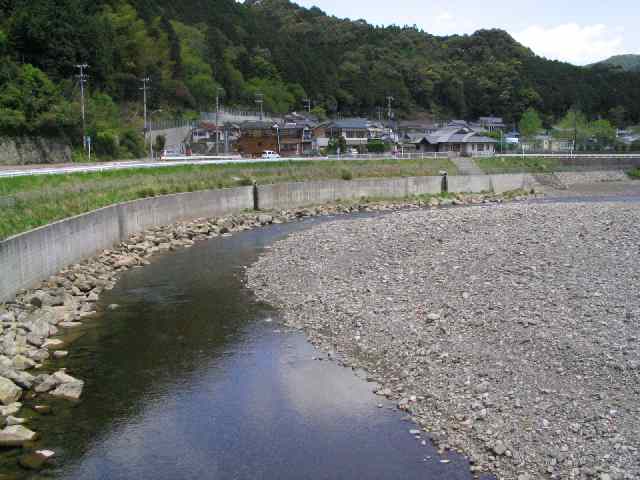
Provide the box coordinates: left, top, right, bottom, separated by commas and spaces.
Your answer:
0, 153, 450, 178
494, 153, 640, 158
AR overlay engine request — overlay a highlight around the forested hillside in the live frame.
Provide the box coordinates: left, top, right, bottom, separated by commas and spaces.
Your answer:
1, 0, 640, 156
591, 55, 640, 72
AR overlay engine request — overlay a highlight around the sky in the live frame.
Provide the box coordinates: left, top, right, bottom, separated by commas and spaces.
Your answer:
289, 0, 640, 65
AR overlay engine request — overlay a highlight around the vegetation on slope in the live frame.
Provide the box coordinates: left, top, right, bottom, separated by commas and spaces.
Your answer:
0, 157, 457, 239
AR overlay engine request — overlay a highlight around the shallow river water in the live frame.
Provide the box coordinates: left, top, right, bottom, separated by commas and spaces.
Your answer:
5, 216, 487, 480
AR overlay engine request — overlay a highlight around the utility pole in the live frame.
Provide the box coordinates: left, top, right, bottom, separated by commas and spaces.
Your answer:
255, 92, 264, 121
215, 88, 223, 155
75, 64, 89, 151
303, 98, 312, 113
140, 77, 151, 159
386, 96, 394, 122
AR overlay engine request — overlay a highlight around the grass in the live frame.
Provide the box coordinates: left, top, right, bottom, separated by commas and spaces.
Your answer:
476, 156, 561, 174
628, 168, 640, 179
0, 158, 457, 240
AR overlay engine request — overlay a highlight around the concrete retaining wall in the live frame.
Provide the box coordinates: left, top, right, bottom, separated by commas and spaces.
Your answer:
0, 173, 549, 302
448, 175, 493, 194
0, 187, 253, 302
257, 176, 442, 210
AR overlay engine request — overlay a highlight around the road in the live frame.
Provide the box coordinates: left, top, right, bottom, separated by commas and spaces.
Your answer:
0, 154, 438, 178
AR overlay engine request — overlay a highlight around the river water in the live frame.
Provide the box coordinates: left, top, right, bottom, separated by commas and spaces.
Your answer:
6, 216, 485, 480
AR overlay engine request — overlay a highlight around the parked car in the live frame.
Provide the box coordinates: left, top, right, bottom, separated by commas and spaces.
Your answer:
261, 150, 281, 159
161, 148, 182, 159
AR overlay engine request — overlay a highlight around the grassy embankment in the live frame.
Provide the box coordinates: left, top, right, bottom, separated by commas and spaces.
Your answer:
628, 168, 640, 179
476, 156, 560, 173
0, 158, 457, 240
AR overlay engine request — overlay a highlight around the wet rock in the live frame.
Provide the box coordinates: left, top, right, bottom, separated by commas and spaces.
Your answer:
50, 381, 83, 400
107, 304, 120, 311
12, 355, 36, 371
18, 451, 50, 470
0, 377, 22, 405
52, 350, 68, 359
0, 425, 36, 447
6, 416, 25, 426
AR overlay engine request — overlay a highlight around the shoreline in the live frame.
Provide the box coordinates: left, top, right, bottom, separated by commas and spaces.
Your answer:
247, 195, 640, 480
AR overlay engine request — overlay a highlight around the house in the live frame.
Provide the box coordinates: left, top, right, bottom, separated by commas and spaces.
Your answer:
396, 120, 440, 138
476, 116, 506, 132
406, 126, 497, 156
324, 118, 372, 146
521, 134, 573, 152
236, 120, 313, 157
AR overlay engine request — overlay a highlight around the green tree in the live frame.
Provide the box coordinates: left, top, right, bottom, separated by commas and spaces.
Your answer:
518, 108, 543, 141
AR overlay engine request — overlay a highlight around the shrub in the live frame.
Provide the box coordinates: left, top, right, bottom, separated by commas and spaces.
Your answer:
340, 168, 353, 181
120, 129, 145, 158
94, 130, 118, 158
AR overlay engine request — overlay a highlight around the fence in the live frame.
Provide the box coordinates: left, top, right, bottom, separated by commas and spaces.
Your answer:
149, 119, 197, 132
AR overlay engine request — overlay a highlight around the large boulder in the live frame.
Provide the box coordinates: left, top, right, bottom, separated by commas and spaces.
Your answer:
0, 376, 22, 405
0, 425, 37, 447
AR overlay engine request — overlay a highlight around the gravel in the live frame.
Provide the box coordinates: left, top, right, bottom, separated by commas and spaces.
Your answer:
248, 201, 640, 480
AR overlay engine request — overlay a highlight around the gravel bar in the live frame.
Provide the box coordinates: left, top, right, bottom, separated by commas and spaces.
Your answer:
248, 202, 640, 480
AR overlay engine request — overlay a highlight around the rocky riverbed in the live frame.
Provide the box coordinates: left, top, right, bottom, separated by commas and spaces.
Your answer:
0, 191, 529, 465
247, 201, 640, 480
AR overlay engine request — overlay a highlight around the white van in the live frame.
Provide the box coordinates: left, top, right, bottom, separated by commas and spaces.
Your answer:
261, 151, 281, 159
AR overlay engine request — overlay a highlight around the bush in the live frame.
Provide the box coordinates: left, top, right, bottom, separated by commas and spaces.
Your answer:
120, 129, 145, 158
367, 139, 386, 153
94, 130, 118, 158
340, 168, 353, 181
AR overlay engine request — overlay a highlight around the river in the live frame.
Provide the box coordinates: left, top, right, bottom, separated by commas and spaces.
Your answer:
4, 216, 485, 479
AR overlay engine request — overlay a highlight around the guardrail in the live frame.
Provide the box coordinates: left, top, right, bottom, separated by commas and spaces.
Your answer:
495, 153, 640, 158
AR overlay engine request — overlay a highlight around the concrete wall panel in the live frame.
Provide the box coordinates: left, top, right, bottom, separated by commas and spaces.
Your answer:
448, 175, 493, 194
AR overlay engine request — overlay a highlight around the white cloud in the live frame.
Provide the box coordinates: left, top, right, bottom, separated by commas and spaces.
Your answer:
514, 23, 625, 65
428, 10, 476, 36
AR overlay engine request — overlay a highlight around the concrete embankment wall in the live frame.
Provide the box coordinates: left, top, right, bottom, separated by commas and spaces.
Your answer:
4, 170, 615, 302
0, 187, 253, 303
257, 176, 442, 210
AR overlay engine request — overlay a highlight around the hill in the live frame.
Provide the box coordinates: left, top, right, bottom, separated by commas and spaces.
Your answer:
591, 54, 640, 72
1, 0, 640, 157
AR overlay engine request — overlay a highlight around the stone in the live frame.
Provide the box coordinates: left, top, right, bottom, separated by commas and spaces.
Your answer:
426, 313, 441, 322
50, 381, 84, 400
0, 425, 37, 447
0, 402, 22, 416
34, 375, 59, 393
492, 440, 507, 456
53, 350, 68, 359
42, 339, 64, 349
12, 354, 36, 371
258, 214, 274, 225
18, 451, 49, 470
107, 304, 120, 311
33, 405, 51, 415
26, 333, 45, 347
6, 416, 25, 426
0, 376, 22, 405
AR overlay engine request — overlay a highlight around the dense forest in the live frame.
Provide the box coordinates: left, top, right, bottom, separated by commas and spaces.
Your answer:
591, 54, 640, 72
1, 0, 639, 156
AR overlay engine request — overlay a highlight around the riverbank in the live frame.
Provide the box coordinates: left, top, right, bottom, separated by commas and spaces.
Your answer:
0, 190, 532, 469
247, 199, 640, 480
0, 158, 457, 240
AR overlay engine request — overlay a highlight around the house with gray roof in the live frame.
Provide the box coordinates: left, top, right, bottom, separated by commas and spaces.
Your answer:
405, 126, 497, 156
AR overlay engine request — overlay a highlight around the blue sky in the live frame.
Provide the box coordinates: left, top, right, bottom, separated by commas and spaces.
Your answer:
290, 0, 640, 65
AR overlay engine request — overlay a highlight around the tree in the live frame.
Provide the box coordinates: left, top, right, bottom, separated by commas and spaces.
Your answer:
590, 119, 616, 147
518, 108, 542, 141
608, 106, 627, 129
